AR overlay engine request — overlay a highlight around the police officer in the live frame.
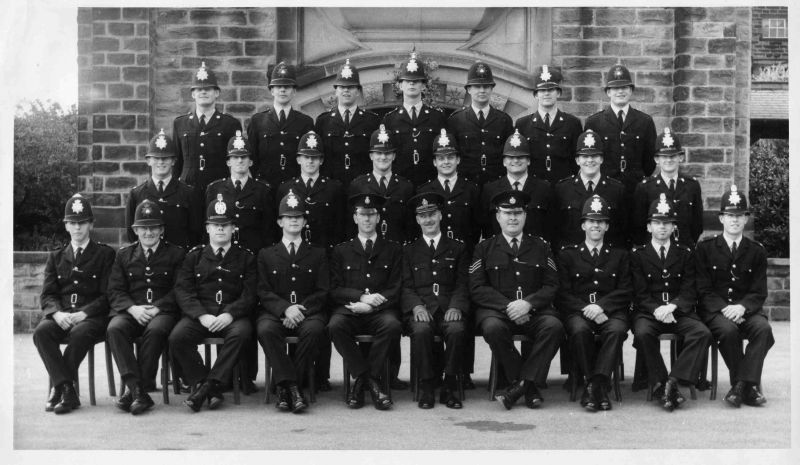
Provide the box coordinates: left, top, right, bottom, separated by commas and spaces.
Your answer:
107, 200, 187, 415
328, 193, 403, 410
34, 194, 116, 414
470, 190, 564, 410
695, 185, 773, 408
481, 129, 554, 242
170, 195, 257, 412
584, 64, 657, 196
257, 191, 330, 413
127, 129, 202, 250
248, 61, 315, 188
402, 192, 469, 409
630, 194, 711, 411
173, 61, 243, 195
382, 50, 447, 187
553, 129, 628, 250
315, 58, 380, 188
446, 61, 513, 186
557, 194, 632, 412
514, 65, 583, 184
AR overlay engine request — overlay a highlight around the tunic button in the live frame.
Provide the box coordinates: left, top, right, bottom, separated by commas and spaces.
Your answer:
218, 278, 222, 282
200, 143, 204, 147
344, 142, 349, 146
291, 277, 296, 281
516, 271, 520, 276
146, 279, 151, 283
280, 142, 284, 146
432, 271, 437, 276
145, 267, 151, 271
366, 273, 371, 278
728, 288, 733, 292
594, 281, 598, 284
73, 280, 78, 284
732, 264, 737, 268
546, 144, 550, 148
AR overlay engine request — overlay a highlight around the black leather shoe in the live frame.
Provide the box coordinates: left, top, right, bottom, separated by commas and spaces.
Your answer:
367, 377, 393, 410
115, 386, 133, 412
661, 379, 677, 412
598, 384, 612, 411
347, 377, 365, 409
724, 382, 745, 408
695, 378, 712, 391
580, 382, 597, 411
440, 387, 462, 409
54, 383, 80, 414
651, 382, 665, 402
390, 377, 409, 391
462, 374, 476, 390
240, 378, 258, 395
495, 379, 526, 410
207, 381, 225, 410
130, 385, 155, 415
184, 382, 209, 412
672, 384, 686, 406
45, 385, 63, 412
418, 382, 435, 409
275, 386, 291, 411
743, 384, 767, 406
178, 377, 192, 394
316, 379, 332, 392
287, 383, 308, 413
525, 384, 544, 409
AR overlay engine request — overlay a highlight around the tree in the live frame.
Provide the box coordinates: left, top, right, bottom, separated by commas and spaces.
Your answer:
14, 100, 80, 250
749, 138, 789, 257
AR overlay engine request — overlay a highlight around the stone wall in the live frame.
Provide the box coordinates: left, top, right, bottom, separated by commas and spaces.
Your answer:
751, 6, 788, 68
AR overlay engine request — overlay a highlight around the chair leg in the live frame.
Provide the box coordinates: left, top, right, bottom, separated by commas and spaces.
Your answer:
308, 360, 316, 403
204, 344, 212, 371
88, 346, 96, 406
488, 354, 497, 401
613, 361, 622, 402
171, 352, 181, 395
264, 352, 271, 404
233, 363, 241, 405
162, 349, 170, 405
343, 360, 350, 403
383, 359, 392, 403
105, 341, 116, 397
710, 343, 718, 401
569, 367, 579, 402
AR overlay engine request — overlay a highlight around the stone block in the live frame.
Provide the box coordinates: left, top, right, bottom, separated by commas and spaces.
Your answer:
249, 10, 276, 26
553, 26, 581, 40
582, 27, 618, 39
190, 9, 247, 25
693, 55, 726, 69
136, 85, 149, 99
602, 41, 642, 56
671, 117, 689, 132
240, 87, 269, 102
708, 38, 735, 54
573, 87, 606, 102
123, 8, 148, 20
228, 57, 268, 69
553, 8, 594, 25
77, 116, 89, 131
642, 41, 673, 56
123, 100, 148, 113
93, 23, 105, 35
92, 66, 121, 82
164, 26, 219, 40
678, 133, 706, 148
92, 161, 120, 175
91, 145, 102, 160
691, 117, 722, 132
674, 69, 707, 86
160, 41, 195, 56
553, 40, 600, 57
705, 164, 733, 178
673, 86, 690, 101
107, 114, 136, 129
122, 162, 150, 176
709, 70, 735, 85
692, 86, 725, 101
104, 145, 137, 160
595, 8, 635, 26
688, 148, 724, 163
561, 57, 617, 70
565, 71, 602, 86
93, 115, 107, 129
109, 22, 135, 36
675, 7, 708, 23
707, 7, 736, 22
226, 103, 257, 114
245, 41, 274, 57
92, 53, 106, 66
636, 9, 674, 25
768, 307, 789, 321
706, 134, 734, 147
91, 192, 122, 207
123, 66, 149, 82
722, 117, 734, 132
621, 26, 672, 40
157, 9, 188, 25
104, 176, 139, 191
158, 70, 193, 85
221, 27, 262, 40
636, 71, 672, 86
137, 115, 149, 129
93, 8, 121, 21
765, 290, 789, 306
767, 277, 784, 291
107, 53, 136, 65
197, 41, 243, 56
674, 54, 692, 70
231, 71, 265, 86
121, 130, 150, 144
680, 163, 705, 179
93, 130, 121, 143
675, 38, 707, 54
136, 23, 148, 37
622, 57, 662, 69
122, 38, 149, 52
108, 83, 134, 98
692, 22, 724, 38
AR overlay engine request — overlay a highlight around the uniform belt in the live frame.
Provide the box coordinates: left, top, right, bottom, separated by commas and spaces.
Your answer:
588, 292, 597, 304
146, 288, 153, 304
432, 283, 439, 296
290, 291, 297, 304
661, 292, 670, 304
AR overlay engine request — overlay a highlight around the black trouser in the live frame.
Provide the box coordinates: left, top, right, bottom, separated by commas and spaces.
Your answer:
479, 313, 564, 384
106, 312, 177, 390
703, 312, 774, 386
328, 310, 402, 380
564, 313, 628, 381
407, 313, 466, 381
33, 316, 108, 387
632, 315, 711, 385
167, 316, 252, 386
257, 314, 326, 385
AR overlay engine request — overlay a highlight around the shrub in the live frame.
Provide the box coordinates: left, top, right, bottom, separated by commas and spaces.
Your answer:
749, 138, 789, 257
14, 100, 80, 251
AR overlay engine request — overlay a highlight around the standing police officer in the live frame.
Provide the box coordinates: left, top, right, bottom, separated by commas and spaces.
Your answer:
34, 194, 116, 414
515, 65, 583, 185
107, 200, 187, 415
174, 61, 242, 196
248, 61, 315, 188
446, 61, 513, 187
316, 58, 380, 188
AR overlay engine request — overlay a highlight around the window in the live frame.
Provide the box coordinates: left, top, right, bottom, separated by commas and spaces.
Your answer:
762, 18, 787, 39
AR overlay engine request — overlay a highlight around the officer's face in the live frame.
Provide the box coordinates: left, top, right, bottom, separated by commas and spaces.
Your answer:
416, 210, 442, 236
270, 85, 296, 106
335, 85, 360, 107
353, 208, 379, 235
134, 225, 164, 248
576, 154, 602, 177
719, 213, 749, 236
606, 85, 633, 106
656, 153, 683, 175
370, 150, 395, 173
467, 84, 493, 106
297, 154, 322, 176
399, 79, 424, 99
64, 220, 93, 244
647, 220, 675, 242
503, 155, 530, 176
191, 87, 220, 106
147, 156, 176, 178
206, 222, 234, 246
496, 208, 526, 236
582, 219, 609, 241
227, 155, 252, 176
278, 215, 306, 235
534, 87, 561, 109
433, 153, 459, 177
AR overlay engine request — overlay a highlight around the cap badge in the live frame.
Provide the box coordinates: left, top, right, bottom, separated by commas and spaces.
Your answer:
729, 185, 741, 206
509, 196, 517, 205
662, 128, 674, 148
287, 193, 299, 209
215, 193, 227, 214
233, 130, 246, 150
196, 62, 209, 81
421, 198, 429, 207
584, 132, 596, 148
656, 193, 670, 215
540, 65, 551, 82
341, 59, 353, 79
614, 67, 624, 78
477, 64, 486, 76
364, 196, 371, 205
437, 129, 450, 147
72, 199, 84, 214
406, 52, 419, 73
378, 125, 389, 144
279, 66, 287, 75
155, 128, 167, 150
590, 197, 603, 213
306, 134, 318, 149
509, 130, 522, 148
143, 206, 152, 216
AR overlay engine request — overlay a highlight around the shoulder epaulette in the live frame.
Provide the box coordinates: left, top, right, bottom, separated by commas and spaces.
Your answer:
188, 244, 205, 253
561, 243, 580, 250
631, 244, 647, 252
118, 242, 135, 251
236, 244, 254, 255
604, 177, 624, 186
700, 235, 717, 242
254, 178, 272, 188
675, 243, 692, 251
208, 178, 227, 186
557, 175, 576, 184
384, 107, 401, 116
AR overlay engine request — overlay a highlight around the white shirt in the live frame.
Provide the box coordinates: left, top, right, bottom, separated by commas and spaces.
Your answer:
585, 241, 604, 254
472, 104, 490, 119
212, 243, 231, 257
722, 233, 744, 251
438, 174, 458, 191
338, 105, 357, 119
507, 173, 528, 190
273, 104, 291, 117
373, 171, 392, 183
301, 174, 319, 188
230, 175, 249, 187
503, 233, 523, 249
404, 102, 423, 119
651, 239, 670, 257
358, 234, 378, 250
580, 173, 601, 190
538, 108, 558, 124
660, 173, 679, 185
422, 232, 442, 250
152, 175, 172, 188
195, 108, 216, 121
609, 103, 630, 121
71, 239, 91, 256
282, 237, 302, 254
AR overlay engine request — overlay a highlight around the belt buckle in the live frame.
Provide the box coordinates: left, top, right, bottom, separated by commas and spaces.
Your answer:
673, 226, 680, 240
304, 228, 311, 242
232, 228, 240, 244
620, 158, 627, 172
146, 288, 153, 304
412, 150, 420, 165
662, 292, 670, 304
215, 290, 222, 305
447, 230, 454, 240
545, 156, 552, 171
280, 154, 286, 167
344, 154, 351, 168
70, 293, 77, 306
516, 287, 523, 300
480, 154, 487, 167
432, 283, 439, 296
290, 291, 297, 304
589, 292, 597, 304
380, 221, 387, 235
199, 156, 205, 171
364, 288, 370, 295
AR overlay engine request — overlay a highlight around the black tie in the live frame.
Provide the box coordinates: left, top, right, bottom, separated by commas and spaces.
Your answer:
617, 110, 624, 129
364, 238, 373, 255
544, 112, 550, 129
158, 180, 164, 195
592, 247, 599, 262
199, 114, 206, 128
511, 238, 519, 256
75, 247, 83, 262
235, 180, 242, 194
380, 176, 388, 194
411, 106, 418, 125
444, 179, 451, 195
660, 245, 666, 264
587, 180, 594, 194
279, 109, 286, 125
344, 109, 351, 128
146, 248, 153, 263
669, 179, 676, 195
289, 242, 296, 261
216, 247, 224, 261
731, 241, 738, 258
429, 239, 436, 255
478, 110, 485, 126
513, 181, 521, 191
306, 178, 313, 191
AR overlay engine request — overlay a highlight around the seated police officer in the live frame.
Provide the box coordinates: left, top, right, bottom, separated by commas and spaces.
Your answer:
256, 191, 330, 413
629, 194, 711, 411
328, 193, 403, 410
695, 185, 774, 408
107, 199, 187, 415
170, 195, 257, 412
557, 194, 632, 412
470, 190, 564, 410
34, 194, 116, 414
402, 192, 469, 409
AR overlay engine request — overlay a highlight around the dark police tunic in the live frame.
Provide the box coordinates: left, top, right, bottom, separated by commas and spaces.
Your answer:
205, 177, 277, 253
257, 241, 330, 384
514, 109, 583, 184
417, 177, 481, 251
632, 175, 704, 247
106, 241, 186, 389
247, 107, 315, 188
382, 104, 447, 187
127, 177, 202, 249
481, 175, 554, 242
173, 110, 242, 194
553, 175, 628, 250
315, 107, 380, 188
348, 172, 415, 244
277, 176, 346, 252
446, 106, 513, 186
34, 241, 116, 387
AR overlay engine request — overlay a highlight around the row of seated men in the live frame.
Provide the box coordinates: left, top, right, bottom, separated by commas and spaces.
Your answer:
34, 179, 773, 416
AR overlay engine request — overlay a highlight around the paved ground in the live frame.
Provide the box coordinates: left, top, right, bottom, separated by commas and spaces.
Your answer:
11, 322, 792, 452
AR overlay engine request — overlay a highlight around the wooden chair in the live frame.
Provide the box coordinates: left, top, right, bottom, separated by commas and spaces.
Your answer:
47, 337, 115, 406
341, 335, 391, 402
202, 338, 241, 405
645, 333, 698, 401
263, 336, 316, 404
487, 334, 532, 400
106, 338, 173, 404
708, 338, 761, 401
568, 334, 623, 402
409, 334, 465, 402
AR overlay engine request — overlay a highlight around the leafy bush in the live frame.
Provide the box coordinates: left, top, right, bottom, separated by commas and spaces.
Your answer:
751, 63, 789, 82
749, 139, 789, 257
14, 100, 80, 251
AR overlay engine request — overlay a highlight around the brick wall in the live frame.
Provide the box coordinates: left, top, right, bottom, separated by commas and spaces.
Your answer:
751, 6, 788, 68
